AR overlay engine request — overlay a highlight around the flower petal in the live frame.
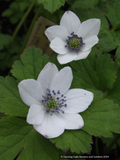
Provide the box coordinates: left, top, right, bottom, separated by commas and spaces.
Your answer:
74, 49, 91, 60
27, 104, 45, 125
50, 67, 73, 94
60, 10, 81, 34
63, 89, 93, 114
59, 113, 84, 129
33, 113, 65, 138
18, 79, 43, 106
37, 62, 58, 94
57, 52, 77, 64
50, 37, 68, 54
77, 19, 100, 39
45, 25, 69, 41
81, 35, 99, 51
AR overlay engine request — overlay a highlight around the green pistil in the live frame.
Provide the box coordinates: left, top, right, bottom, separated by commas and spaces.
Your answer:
69, 38, 80, 49
42, 89, 67, 115
65, 32, 85, 52
46, 98, 58, 109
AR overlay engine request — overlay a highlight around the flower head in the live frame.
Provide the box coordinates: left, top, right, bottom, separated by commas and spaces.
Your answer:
18, 62, 93, 138
45, 11, 101, 64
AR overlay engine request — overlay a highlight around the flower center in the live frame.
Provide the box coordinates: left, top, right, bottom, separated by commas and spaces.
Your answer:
46, 98, 58, 109
42, 89, 67, 115
65, 32, 85, 52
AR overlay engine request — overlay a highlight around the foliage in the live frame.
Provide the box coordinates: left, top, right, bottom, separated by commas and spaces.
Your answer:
37, 0, 66, 13
2, 0, 34, 24
1, 0, 120, 159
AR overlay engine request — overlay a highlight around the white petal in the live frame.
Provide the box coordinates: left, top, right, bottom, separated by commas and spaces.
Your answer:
33, 113, 65, 138
74, 49, 91, 60
57, 52, 77, 64
50, 67, 73, 95
18, 79, 43, 106
77, 19, 100, 39
59, 113, 84, 129
50, 38, 68, 54
81, 35, 99, 51
63, 89, 94, 114
37, 62, 58, 94
27, 104, 45, 125
60, 10, 81, 34
45, 25, 69, 41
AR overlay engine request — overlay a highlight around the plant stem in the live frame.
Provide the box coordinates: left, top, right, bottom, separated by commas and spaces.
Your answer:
16, 0, 28, 32
18, 4, 43, 58
95, 137, 99, 160
11, 0, 36, 43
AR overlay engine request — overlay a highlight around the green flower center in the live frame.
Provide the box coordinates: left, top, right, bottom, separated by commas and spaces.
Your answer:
69, 37, 81, 49
65, 32, 85, 52
46, 98, 58, 109
42, 89, 67, 116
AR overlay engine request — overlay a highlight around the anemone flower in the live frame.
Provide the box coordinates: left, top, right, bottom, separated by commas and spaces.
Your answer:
18, 62, 93, 138
45, 11, 100, 64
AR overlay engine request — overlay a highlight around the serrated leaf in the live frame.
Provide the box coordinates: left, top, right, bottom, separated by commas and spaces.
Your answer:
0, 117, 64, 160
50, 130, 92, 154
106, 0, 120, 30
11, 46, 49, 82
98, 31, 118, 52
107, 67, 120, 106
38, 0, 66, 13
70, 50, 117, 92
81, 99, 120, 137
0, 76, 28, 117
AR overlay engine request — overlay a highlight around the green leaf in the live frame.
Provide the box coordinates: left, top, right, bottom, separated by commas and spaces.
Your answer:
50, 130, 92, 154
0, 36, 22, 71
2, 0, 33, 24
0, 117, 64, 160
0, 112, 6, 119
0, 76, 28, 117
11, 46, 49, 82
116, 46, 120, 61
0, 47, 49, 117
82, 99, 120, 137
106, 0, 120, 30
37, 0, 66, 13
70, 49, 117, 92
71, 5, 109, 30
107, 67, 120, 106
115, 33, 120, 61
98, 31, 118, 52
102, 133, 120, 150
0, 34, 11, 50
72, 0, 99, 9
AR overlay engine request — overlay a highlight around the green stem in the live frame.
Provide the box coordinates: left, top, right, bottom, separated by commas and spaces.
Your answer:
18, 4, 43, 58
95, 137, 99, 159
10, 0, 36, 43
16, 0, 28, 32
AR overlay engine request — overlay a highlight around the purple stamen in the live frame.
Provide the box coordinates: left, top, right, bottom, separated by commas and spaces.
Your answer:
65, 32, 85, 53
42, 89, 67, 115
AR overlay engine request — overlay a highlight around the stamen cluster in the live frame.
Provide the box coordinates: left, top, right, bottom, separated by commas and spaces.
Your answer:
42, 88, 67, 115
65, 32, 85, 52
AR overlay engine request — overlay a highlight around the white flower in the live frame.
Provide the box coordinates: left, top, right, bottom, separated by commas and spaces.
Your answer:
18, 62, 93, 139
45, 11, 100, 64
